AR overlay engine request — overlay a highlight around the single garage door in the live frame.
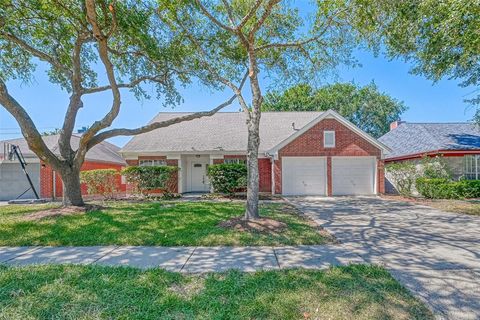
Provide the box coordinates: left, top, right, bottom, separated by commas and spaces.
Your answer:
332, 157, 376, 195
282, 157, 326, 196
0, 162, 41, 201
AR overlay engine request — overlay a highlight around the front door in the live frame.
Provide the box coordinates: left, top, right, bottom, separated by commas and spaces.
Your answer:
190, 161, 210, 192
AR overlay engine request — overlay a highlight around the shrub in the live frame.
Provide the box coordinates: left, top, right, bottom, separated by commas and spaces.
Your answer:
455, 179, 480, 198
385, 162, 418, 196
420, 155, 452, 180
416, 178, 480, 199
121, 166, 179, 195
207, 163, 247, 195
416, 178, 456, 199
80, 169, 119, 199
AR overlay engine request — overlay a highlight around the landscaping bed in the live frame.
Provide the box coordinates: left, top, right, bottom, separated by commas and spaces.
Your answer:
0, 264, 432, 320
0, 201, 334, 246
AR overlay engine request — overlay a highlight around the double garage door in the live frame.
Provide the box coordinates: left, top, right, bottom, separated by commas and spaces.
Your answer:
282, 156, 376, 196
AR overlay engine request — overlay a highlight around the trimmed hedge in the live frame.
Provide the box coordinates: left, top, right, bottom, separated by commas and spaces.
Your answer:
121, 166, 178, 195
416, 178, 480, 199
80, 169, 119, 199
207, 163, 247, 195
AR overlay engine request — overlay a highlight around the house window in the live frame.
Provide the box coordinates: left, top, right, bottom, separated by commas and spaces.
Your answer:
464, 155, 480, 180
324, 131, 335, 148
224, 158, 246, 164
139, 159, 167, 167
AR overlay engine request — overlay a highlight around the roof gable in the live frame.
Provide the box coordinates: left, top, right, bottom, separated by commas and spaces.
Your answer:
267, 110, 391, 155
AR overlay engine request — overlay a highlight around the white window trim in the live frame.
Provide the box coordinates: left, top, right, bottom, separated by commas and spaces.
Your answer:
324, 131, 335, 148
464, 155, 480, 180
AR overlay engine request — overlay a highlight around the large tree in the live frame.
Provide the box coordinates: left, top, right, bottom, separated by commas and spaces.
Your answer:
356, 0, 480, 120
0, 0, 246, 206
263, 82, 407, 138
160, 0, 361, 219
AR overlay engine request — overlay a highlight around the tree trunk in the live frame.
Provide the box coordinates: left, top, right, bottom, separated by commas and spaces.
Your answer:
58, 165, 84, 206
245, 112, 261, 220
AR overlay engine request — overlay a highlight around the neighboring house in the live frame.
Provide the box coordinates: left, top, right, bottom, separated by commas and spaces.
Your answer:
120, 109, 390, 196
0, 134, 126, 201
379, 121, 480, 181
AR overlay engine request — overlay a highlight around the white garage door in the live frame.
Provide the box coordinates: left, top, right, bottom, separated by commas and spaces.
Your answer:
0, 162, 41, 201
282, 157, 326, 196
332, 157, 376, 195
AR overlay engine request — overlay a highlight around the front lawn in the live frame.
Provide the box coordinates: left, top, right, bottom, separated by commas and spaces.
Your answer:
0, 264, 432, 320
382, 195, 480, 216
0, 201, 333, 246
421, 199, 480, 216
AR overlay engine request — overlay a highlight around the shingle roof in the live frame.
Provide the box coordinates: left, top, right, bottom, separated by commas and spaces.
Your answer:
379, 122, 480, 159
0, 134, 126, 165
121, 112, 324, 153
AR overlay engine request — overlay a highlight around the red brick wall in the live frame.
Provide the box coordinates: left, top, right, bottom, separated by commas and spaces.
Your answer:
258, 158, 272, 192
275, 118, 383, 195
377, 159, 385, 194
40, 161, 126, 199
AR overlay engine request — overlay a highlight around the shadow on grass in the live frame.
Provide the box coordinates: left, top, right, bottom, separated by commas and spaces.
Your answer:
0, 202, 331, 246
0, 264, 432, 320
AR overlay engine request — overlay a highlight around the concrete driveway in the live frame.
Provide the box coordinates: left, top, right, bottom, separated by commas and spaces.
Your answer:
289, 196, 480, 320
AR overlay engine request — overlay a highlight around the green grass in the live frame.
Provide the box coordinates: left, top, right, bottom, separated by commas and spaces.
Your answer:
0, 201, 332, 246
0, 264, 432, 320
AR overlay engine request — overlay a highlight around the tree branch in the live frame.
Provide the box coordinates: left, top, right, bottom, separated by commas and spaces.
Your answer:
0, 80, 61, 166
237, 0, 263, 30
83, 75, 169, 94
87, 70, 249, 149
172, 14, 244, 95
194, 0, 235, 32
255, 35, 325, 51
249, 0, 280, 37
0, 31, 71, 77
59, 34, 87, 159
80, 0, 121, 153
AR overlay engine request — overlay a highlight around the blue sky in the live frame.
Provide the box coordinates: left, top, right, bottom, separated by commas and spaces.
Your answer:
0, 49, 475, 147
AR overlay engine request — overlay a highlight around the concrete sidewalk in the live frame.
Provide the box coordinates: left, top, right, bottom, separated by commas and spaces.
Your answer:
0, 245, 364, 273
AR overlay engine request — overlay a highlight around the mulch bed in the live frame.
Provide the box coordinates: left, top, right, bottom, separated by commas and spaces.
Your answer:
218, 216, 288, 233
23, 204, 105, 221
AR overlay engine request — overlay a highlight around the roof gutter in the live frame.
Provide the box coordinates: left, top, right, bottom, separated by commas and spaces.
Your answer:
385, 149, 480, 162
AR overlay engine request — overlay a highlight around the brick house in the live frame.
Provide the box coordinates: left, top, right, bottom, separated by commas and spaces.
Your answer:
379, 121, 480, 191
0, 134, 126, 201
120, 110, 390, 196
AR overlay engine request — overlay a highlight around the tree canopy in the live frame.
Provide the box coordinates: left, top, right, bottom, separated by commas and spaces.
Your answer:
159, 0, 362, 218
0, 0, 246, 205
355, 0, 480, 120
262, 82, 407, 137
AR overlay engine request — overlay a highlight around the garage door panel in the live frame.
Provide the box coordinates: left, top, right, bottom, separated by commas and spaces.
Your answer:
332, 157, 375, 195
282, 157, 326, 196
0, 163, 41, 201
